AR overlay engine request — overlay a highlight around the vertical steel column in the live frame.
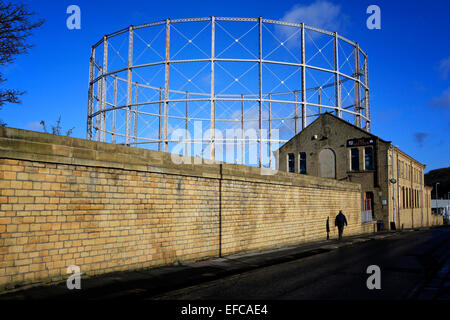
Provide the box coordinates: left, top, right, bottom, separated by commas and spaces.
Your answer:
318, 87, 322, 114
294, 91, 298, 134
126, 26, 134, 146
87, 46, 95, 140
134, 82, 138, 146
158, 88, 162, 152
102, 36, 108, 142
241, 94, 244, 165
210, 16, 216, 161
338, 81, 342, 116
164, 19, 171, 152
354, 43, 361, 127
301, 23, 306, 129
333, 32, 342, 118
364, 55, 370, 132
112, 75, 117, 144
258, 17, 263, 168
185, 91, 189, 156
95, 66, 101, 141
268, 93, 272, 168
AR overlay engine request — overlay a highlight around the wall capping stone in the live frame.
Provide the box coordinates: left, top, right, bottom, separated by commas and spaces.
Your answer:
0, 126, 360, 192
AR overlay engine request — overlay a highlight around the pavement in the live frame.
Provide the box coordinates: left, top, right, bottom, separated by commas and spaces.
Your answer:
0, 226, 448, 300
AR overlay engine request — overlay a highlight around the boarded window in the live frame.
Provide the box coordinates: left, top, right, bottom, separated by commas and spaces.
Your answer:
319, 148, 336, 179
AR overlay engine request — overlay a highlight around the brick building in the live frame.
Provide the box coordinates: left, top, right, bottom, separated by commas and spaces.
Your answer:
277, 112, 435, 230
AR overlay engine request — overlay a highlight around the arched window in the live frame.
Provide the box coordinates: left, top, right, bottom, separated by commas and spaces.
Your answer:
319, 148, 336, 179
406, 188, 409, 208
409, 188, 412, 208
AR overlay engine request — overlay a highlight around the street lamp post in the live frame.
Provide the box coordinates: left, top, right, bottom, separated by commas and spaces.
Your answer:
447, 192, 450, 209
435, 182, 440, 219
436, 182, 439, 200
390, 145, 398, 230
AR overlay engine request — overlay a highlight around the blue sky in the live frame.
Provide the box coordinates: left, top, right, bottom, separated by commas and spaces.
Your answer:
1, 0, 449, 172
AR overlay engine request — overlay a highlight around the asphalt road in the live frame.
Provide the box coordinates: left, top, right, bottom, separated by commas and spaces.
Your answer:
152, 227, 450, 300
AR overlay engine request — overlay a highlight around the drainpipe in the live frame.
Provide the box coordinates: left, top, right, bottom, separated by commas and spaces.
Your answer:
397, 154, 400, 228
390, 145, 397, 230
420, 168, 423, 227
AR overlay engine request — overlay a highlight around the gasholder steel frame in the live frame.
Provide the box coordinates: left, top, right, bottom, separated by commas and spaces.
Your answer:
87, 16, 370, 168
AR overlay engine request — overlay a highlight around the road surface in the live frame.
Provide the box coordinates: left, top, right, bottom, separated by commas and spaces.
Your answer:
152, 227, 450, 300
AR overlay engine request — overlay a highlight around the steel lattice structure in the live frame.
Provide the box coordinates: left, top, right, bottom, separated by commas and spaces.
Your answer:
87, 17, 370, 168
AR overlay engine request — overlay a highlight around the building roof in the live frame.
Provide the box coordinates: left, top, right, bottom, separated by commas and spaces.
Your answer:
280, 112, 390, 148
279, 112, 426, 168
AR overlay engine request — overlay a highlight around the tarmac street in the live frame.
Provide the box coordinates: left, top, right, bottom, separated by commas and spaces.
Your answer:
0, 227, 449, 300
153, 227, 450, 300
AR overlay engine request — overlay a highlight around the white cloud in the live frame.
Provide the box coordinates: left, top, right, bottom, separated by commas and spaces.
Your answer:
275, 1, 349, 51
279, 1, 346, 33
439, 57, 450, 79
26, 121, 42, 131
428, 87, 450, 110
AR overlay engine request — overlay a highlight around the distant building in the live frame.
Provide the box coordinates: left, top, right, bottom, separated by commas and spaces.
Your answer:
431, 199, 450, 217
277, 112, 438, 230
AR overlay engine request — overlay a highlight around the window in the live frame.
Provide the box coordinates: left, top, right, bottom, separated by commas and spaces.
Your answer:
364, 147, 374, 170
416, 190, 418, 208
406, 188, 409, 208
299, 152, 306, 174
417, 190, 422, 208
409, 188, 412, 208
401, 162, 404, 178
402, 187, 405, 208
416, 190, 419, 208
288, 153, 295, 173
351, 148, 359, 171
399, 161, 402, 178
415, 190, 417, 208
407, 188, 409, 208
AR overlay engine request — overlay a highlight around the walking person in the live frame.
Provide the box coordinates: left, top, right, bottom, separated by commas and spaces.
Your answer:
335, 210, 348, 240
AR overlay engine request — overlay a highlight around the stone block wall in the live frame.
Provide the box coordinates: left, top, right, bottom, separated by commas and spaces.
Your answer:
0, 127, 368, 290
